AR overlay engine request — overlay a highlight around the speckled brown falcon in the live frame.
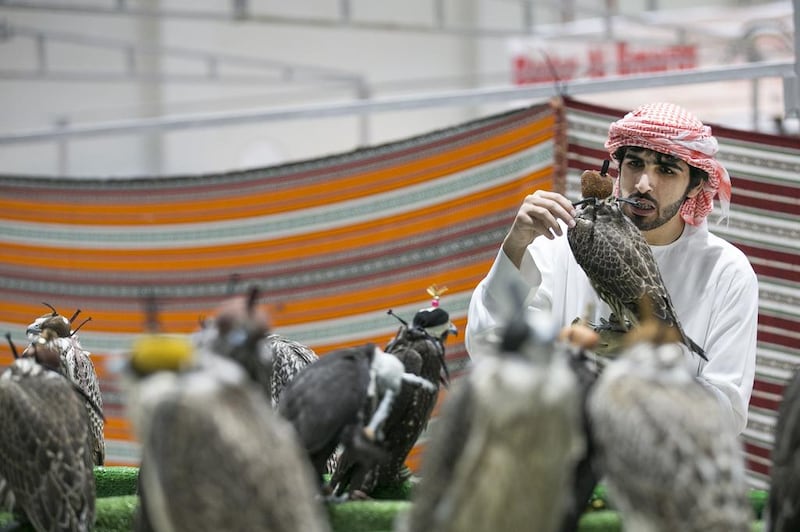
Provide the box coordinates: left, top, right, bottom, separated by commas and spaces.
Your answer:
127, 287, 331, 532
588, 321, 752, 532
567, 171, 706, 360
0, 346, 96, 532
401, 302, 585, 532
25, 304, 105, 465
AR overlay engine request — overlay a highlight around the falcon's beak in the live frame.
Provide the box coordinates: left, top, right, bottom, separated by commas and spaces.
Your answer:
448, 321, 458, 337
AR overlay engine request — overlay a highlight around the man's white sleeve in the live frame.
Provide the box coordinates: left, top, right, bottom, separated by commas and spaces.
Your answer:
466, 240, 556, 359
697, 263, 759, 434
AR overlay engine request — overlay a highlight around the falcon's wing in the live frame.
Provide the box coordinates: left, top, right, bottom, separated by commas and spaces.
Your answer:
386, 339, 424, 376
382, 331, 425, 419
56, 337, 105, 465
568, 204, 672, 325
278, 346, 371, 455
615, 215, 676, 324
0, 362, 95, 532
404, 378, 475, 530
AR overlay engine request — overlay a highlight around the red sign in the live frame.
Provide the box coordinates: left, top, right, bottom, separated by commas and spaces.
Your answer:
512, 42, 698, 85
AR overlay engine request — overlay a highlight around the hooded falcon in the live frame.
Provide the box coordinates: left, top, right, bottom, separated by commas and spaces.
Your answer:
567, 168, 706, 360
24, 304, 105, 466
0, 342, 96, 532
194, 301, 319, 410
126, 288, 331, 532
217, 274, 319, 408
331, 285, 456, 498
401, 293, 585, 532
279, 344, 380, 489
587, 318, 752, 532
765, 368, 800, 532
278, 343, 436, 499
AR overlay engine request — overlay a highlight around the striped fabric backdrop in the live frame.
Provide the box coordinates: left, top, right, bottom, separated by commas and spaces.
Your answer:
561, 96, 800, 489
0, 102, 559, 467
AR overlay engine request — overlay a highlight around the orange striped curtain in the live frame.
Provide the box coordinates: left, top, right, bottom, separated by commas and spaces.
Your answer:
0, 101, 561, 466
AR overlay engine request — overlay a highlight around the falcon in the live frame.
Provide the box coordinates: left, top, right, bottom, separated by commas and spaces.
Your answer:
278, 343, 435, 499
193, 295, 319, 410
587, 319, 752, 532
126, 287, 331, 532
332, 285, 456, 497
555, 320, 603, 532
24, 303, 106, 465
0, 342, 96, 532
567, 171, 706, 360
402, 298, 585, 532
765, 368, 800, 532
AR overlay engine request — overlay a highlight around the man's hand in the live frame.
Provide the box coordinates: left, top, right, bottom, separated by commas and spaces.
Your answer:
502, 190, 577, 267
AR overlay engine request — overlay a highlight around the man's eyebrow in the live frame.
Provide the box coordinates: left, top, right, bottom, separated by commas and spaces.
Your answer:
654, 153, 685, 168
625, 149, 685, 168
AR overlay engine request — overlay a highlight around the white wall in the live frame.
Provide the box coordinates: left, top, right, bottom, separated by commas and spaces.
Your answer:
0, 0, 794, 177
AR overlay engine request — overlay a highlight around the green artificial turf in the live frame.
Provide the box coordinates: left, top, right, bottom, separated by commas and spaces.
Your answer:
94, 466, 139, 498
749, 487, 768, 520
0, 467, 771, 531
577, 510, 623, 532
369, 478, 417, 501
94, 496, 138, 532
0, 515, 35, 531
328, 500, 410, 532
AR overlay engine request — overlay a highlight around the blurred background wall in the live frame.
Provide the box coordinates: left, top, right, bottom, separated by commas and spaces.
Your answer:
0, 0, 796, 178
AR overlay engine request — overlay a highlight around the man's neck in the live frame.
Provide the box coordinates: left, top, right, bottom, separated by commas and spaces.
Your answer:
643, 216, 686, 246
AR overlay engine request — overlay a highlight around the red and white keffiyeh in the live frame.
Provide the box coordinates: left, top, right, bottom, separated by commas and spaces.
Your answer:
605, 102, 731, 226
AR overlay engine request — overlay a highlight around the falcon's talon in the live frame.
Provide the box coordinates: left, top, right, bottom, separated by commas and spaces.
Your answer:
592, 315, 629, 334
348, 490, 372, 501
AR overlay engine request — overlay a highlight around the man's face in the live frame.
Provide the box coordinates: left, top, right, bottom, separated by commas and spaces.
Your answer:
617, 147, 699, 236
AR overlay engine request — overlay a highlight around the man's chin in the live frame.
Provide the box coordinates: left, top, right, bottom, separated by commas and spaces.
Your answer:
628, 211, 661, 231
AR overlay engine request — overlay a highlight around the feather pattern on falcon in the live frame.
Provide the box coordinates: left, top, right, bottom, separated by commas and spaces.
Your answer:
267, 334, 319, 409
588, 319, 751, 532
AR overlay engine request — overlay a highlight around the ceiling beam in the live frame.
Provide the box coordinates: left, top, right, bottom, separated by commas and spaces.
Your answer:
0, 60, 791, 145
